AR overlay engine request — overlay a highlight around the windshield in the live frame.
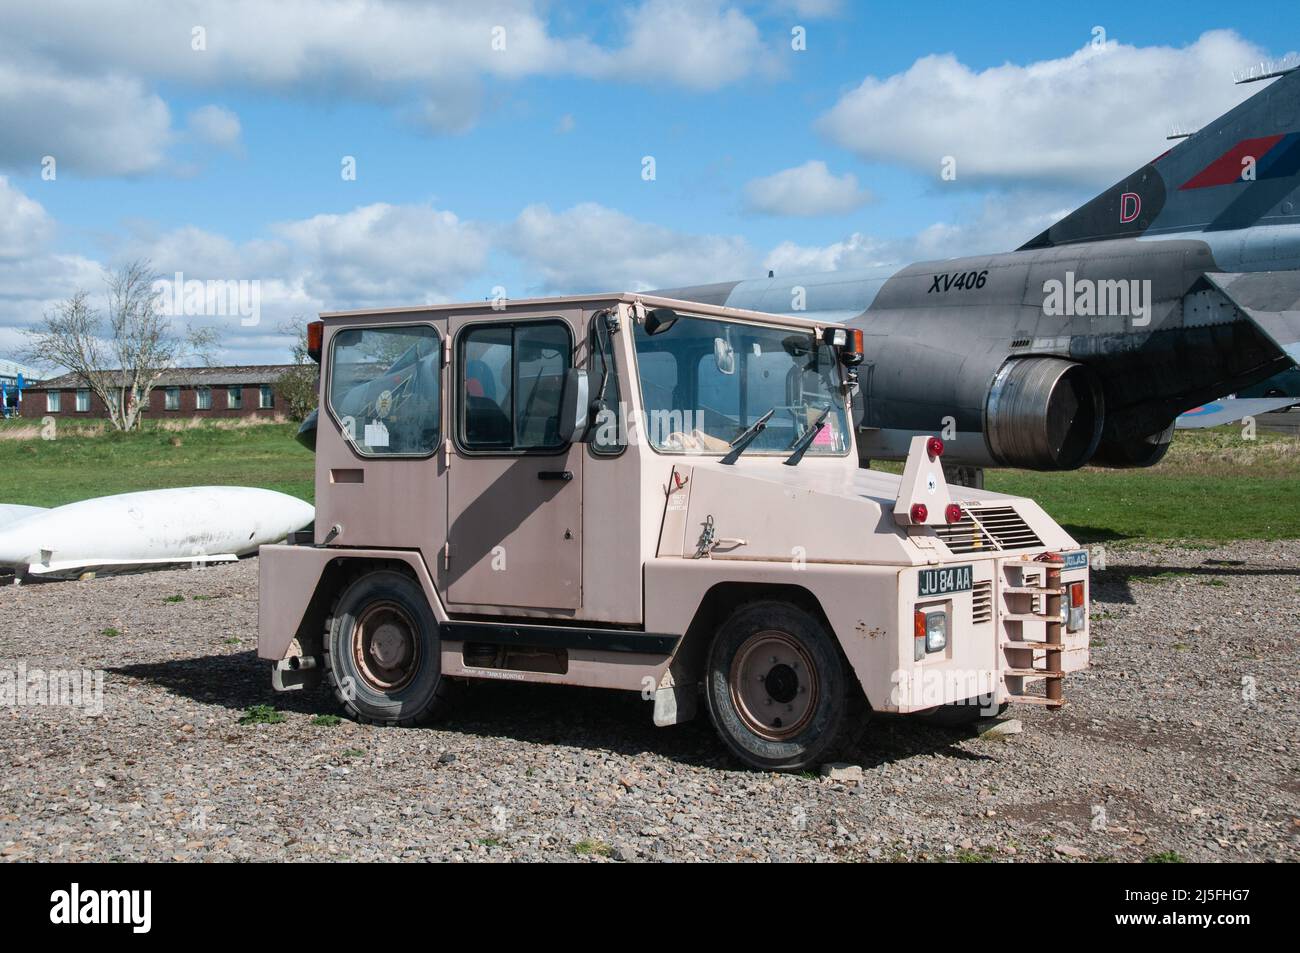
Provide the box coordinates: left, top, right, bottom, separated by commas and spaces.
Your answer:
633, 314, 849, 456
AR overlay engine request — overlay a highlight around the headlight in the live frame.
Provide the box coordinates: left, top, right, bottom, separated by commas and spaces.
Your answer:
925, 610, 948, 653
915, 606, 948, 656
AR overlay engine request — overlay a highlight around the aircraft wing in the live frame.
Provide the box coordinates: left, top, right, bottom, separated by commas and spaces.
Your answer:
1204, 271, 1300, 364
1175, 398, 1298, 429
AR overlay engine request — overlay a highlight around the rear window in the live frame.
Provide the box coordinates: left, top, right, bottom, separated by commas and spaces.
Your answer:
329, 325, 441, 456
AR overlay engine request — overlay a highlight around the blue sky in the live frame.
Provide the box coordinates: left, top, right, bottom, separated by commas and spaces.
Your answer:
0, 1, 1296, 363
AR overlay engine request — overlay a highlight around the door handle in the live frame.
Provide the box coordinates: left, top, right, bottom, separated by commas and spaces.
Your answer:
538, 470, 573, 481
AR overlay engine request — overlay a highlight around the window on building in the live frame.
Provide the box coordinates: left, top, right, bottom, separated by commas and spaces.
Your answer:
259, 385, 274, 409
196, 386, 212, 410
227, 386, 243, 410
47, 391, 61, 413
75, 389, 90, 413
163, 386, 180, 411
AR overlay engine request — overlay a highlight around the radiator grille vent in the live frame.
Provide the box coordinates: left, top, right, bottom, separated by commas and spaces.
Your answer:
935, 506, 1043, 554
971, 580, 993, 624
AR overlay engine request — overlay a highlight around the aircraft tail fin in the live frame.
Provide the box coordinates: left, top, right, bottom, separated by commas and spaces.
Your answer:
1020, 65, 1300, 250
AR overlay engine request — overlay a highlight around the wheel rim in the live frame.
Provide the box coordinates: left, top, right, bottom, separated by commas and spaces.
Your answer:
729, 630, 819, 740
351, 600, 420, 692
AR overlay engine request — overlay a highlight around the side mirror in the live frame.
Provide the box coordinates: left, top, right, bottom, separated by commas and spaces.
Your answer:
558, 368, 592, 443
644, 307, 679, 336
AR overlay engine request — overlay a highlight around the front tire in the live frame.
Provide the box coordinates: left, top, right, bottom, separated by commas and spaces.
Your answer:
323, 569, 450, 726
704, 601, 865, 771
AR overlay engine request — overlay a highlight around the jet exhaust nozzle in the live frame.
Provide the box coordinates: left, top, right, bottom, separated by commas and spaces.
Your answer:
985, 357, 1104, 470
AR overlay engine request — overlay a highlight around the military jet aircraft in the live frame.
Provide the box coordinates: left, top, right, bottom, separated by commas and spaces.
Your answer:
661, 63, 1300, 481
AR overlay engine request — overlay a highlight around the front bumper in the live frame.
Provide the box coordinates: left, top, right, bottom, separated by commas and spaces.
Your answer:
891, 549, 1090, 712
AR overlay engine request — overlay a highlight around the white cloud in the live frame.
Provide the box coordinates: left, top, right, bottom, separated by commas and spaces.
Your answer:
186, 105, 243, 153
0, 59, 172, 176
117, 202, 491, 319
507, 202, 756, 292
616, 0, 775, 91
0, 179, 110, 356
764, 193, 1074, 273
0, 176, 56, 258
744, 160, 872, 215
274, 203, 490, 304
818, 30, 1277, 187
0, 0, 777, 159
0, 189, 492, 365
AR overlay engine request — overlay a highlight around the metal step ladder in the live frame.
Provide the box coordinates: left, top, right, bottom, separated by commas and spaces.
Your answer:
1000, 562, 1065, 708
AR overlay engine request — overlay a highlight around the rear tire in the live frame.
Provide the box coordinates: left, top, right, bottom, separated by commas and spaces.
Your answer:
323, 569, 450, 726
704, 601, 866, 772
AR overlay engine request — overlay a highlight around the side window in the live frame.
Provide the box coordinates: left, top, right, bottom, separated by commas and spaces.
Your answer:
329, 325, 441, 456
589, 317, 623, 455
460, 321, 571, 453
461, 326, 512, 449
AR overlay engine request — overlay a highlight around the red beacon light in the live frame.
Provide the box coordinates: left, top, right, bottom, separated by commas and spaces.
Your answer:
926, 436, 944, 459
910, 503, 928, 524
306, 320, 324, 363
945, 503, 963, 524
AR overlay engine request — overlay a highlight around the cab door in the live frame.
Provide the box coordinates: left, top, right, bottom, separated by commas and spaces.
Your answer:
444, 315, 583, 612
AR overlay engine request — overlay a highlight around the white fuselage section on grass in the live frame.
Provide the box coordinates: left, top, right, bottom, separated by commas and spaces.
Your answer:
0, 487, 314, 577
0, 503, 48, 528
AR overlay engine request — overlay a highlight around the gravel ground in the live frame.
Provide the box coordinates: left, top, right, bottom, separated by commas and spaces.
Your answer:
1, 540, 1296, 863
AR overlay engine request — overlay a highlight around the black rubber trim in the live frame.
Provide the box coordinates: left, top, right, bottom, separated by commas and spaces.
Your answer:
442, 621, 679, 655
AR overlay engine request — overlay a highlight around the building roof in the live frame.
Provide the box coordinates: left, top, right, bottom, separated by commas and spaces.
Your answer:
30, 365, 300, 390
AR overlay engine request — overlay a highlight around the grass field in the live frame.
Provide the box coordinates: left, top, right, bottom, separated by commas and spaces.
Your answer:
931, 427, 1298, 542
0, 419, 314, 506
0, 417, 1295, 541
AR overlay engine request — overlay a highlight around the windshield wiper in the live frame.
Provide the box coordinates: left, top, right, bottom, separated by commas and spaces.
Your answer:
721, 408, 776, 465
783, 404, 832, 467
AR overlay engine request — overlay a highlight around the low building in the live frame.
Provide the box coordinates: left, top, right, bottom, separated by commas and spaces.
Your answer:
20, 365, 300, 420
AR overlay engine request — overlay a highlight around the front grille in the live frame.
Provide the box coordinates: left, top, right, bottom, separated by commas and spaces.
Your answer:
971, 580, 993, 624
935, 519, 994, 553
935, 505, 1043, 553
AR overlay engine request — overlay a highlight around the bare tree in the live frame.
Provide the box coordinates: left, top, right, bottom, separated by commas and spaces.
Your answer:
275, 317, 320, 422
24, 260, 220, 431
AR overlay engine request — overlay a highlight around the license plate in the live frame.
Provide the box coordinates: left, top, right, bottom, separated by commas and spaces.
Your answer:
1063, 550, 1088, 570
918, 564, 973, 597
